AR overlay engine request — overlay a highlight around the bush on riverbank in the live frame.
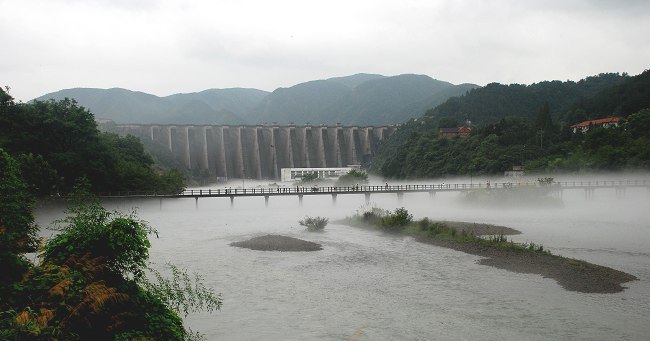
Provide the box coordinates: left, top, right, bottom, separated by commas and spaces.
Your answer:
0, 171, 221, 339
355, 205, 413, 232
352, 205, 545, 253
299, 216, 329, 231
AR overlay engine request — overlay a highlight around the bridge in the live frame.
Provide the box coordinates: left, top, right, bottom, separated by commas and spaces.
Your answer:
98, 179, 650, 206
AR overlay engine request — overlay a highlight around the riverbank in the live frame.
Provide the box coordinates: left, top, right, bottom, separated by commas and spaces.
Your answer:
339, 216, 637, 294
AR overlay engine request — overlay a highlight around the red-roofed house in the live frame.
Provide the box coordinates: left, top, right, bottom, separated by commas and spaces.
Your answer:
439, 126, 472, 138
570, 117, 621, 134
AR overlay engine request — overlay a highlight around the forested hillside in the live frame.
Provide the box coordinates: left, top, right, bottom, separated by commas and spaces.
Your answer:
35, 87, 267, 125
1, 87, 184, 195
253, 74, 477, 125
421, 73, 628, 127
373, 71, 650, 178
34, 74, 478, 126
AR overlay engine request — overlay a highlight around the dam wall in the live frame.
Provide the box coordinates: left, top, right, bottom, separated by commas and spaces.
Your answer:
112, 124, 396, 180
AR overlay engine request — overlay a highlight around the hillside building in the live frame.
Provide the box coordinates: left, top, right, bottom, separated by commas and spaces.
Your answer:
439, 126, 472, 138
571, 117, 621, 134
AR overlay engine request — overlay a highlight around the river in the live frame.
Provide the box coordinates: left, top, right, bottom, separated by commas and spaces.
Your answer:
35, 179, 650, 340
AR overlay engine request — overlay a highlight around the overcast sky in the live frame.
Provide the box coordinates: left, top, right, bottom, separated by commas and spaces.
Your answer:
2, 0, 649, 102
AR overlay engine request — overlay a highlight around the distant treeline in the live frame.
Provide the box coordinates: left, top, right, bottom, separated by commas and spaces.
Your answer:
373, 70, 650, 178
0, 87, 184, 195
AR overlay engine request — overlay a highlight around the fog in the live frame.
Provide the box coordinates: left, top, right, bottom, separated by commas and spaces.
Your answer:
34, 172, 650, 339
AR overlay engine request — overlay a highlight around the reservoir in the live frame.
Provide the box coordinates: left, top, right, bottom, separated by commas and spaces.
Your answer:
35, 180, 650, 340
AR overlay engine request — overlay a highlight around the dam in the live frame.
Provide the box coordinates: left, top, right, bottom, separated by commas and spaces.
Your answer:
111, 124, 397, 180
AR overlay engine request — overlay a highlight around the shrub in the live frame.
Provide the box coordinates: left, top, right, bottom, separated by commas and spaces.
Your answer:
299, 172, 319, 183
355, 204, 388, 226
417, 218, 449, 236
381, 207, 413, 232
299, 216, 329, 231
337, 169, 368, 185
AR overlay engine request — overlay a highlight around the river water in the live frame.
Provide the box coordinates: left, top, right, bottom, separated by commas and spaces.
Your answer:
35, 179, 650, 340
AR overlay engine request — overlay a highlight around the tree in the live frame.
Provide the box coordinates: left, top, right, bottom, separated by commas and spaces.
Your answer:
2, 185, 221, 339
337, 169, 369, 185
0, 148, 39, 291
0, 91, 186, 195
299, 172, 319, 183
535, 102, 553, 131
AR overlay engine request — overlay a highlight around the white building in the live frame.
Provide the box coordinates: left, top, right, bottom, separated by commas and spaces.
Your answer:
281, 166, 361, 182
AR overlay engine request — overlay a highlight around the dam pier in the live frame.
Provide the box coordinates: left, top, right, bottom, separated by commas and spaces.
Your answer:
112, 124, 396, 180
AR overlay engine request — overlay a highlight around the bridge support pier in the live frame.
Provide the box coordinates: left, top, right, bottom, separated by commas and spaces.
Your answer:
585, 188, 595, 200
615, 187, 626, 198
298, 195, 303, 206
195, 197, 198, 209
264, 195, 269, 207
364, 193, 371, 203
230, 196, 234, 207
332, 194, 337, 205
397, 192, 404, 203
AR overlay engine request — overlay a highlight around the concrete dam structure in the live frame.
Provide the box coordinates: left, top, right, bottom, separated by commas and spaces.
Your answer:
113, 124, 397, 180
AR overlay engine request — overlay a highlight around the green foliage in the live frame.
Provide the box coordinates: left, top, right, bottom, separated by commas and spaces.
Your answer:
0, 149, 39, 292
15, 153, 59, 195
373, 71, 650, 178
0, 149, 39, 255
298, 216, 329, 231
570, 69, 650, 117
43, 194, 156, 280
626, 108, 650, 139
350, 207, 551, 256
0, 88, 186, 195
381, 207, 413, 231
337, 169, 369, 185
299, 172, 319, 183
1, 189, 220, 340
376, 107, 650, 178
353, 205, 413, 232
142, 264, 223, 318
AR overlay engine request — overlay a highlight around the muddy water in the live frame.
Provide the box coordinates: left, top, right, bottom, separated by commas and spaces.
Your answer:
35, 182, 650, 340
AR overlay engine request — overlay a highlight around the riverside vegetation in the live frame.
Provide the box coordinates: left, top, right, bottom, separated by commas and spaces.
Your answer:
0, 87, 185, 196
342, 205, 637, 293
0, 150, 220, 339
374, 71, 650, 178
299, 216, 329, 232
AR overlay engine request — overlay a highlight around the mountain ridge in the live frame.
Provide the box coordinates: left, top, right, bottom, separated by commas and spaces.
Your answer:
34, 74, 479, 125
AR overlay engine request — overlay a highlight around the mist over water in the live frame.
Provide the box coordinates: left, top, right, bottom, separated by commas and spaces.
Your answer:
35, 175, 650, 340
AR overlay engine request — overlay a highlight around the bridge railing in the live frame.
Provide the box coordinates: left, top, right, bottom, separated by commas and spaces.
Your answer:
95, 179, 648, 197
177, 181, 540, 196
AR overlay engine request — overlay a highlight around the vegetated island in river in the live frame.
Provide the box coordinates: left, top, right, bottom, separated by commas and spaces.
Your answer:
230, 234, 322, 251
340, 207, 637, 294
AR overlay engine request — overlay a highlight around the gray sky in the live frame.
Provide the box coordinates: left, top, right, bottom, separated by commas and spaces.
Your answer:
2, 0, 649, 102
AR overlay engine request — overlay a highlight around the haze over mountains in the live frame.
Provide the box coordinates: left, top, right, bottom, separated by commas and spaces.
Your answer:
35, 74, 478, 126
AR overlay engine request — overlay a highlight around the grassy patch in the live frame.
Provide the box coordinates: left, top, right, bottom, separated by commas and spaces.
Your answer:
350, 205, 548, 255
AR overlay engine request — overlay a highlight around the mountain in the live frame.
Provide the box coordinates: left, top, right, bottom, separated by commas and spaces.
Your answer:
419, 72, 630, 127
33, 73, 479, 125
326, 73, 386, 88
568, 69, 650, 119
34, 87, 268, 124
251, 74, 479, 125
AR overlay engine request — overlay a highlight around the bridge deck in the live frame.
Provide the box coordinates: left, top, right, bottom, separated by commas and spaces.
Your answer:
97, 180, 650, 199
